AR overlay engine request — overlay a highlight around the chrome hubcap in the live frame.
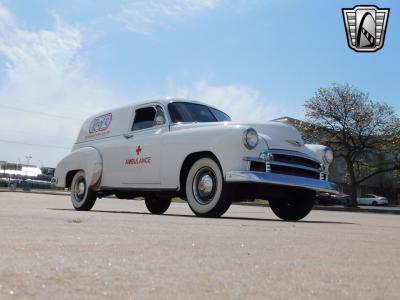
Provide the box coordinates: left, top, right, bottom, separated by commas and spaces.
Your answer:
198, 174, 214, 198
78, 182, 85, 196
74, 178, 86, 202
193, 168, 217, 205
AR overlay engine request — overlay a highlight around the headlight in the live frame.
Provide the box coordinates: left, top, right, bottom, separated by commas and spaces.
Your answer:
322, 147, 334, 164
243, 128, 259, 149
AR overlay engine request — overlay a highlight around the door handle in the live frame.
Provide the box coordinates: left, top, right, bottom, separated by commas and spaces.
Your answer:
123, 133, 134, 139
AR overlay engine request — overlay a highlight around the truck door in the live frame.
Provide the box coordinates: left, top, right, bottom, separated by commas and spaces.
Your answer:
101, 104, 167, 187
124, 105, 167, 185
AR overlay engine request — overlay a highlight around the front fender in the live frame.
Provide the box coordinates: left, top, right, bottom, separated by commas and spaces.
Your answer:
304, 144, 328, 165
54, 147, 102, 188
208, 127, 268, 174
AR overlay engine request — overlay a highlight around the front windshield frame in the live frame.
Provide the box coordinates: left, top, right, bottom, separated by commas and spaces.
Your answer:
168, 102, 232, 123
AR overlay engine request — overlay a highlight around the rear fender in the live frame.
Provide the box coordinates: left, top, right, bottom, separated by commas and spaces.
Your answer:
54, 147, 102, 188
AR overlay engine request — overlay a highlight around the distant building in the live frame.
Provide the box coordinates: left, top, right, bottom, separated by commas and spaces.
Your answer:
0, 161, 54, 189
0, 161, 42, 179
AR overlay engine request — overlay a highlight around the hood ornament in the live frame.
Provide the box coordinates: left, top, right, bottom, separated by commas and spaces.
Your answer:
286, 139, 303, 147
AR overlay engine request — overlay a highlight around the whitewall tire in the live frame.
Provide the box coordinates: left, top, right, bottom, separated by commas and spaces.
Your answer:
186, 157, 231, 217
70, 171, 97, 211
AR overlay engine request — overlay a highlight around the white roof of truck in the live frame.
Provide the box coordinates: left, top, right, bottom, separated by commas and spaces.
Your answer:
126, 97, 213, 109
89, 98, 216, 119
75, 98, 225, 144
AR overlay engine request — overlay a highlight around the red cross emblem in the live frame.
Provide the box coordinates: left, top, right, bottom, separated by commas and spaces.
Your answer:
136, 145, 142, 156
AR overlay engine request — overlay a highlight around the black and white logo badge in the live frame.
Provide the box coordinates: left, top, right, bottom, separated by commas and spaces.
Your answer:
342, 5, 390, 52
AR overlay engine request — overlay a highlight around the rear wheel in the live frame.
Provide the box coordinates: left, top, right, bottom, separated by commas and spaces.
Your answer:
186, 157, 231, 218
70, 171, 97, 211
269, 190, 315, 221
145, 195, 171, 214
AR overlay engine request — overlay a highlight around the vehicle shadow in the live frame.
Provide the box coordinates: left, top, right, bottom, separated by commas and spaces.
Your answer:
48, 208, 356, 225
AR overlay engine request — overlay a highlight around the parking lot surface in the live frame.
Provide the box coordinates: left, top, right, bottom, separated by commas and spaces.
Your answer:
0, 192, 399, 300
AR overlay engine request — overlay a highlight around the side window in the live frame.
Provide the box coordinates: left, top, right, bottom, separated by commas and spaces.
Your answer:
132, 106, 166, 131
209, 107, 232, 121
132, 107, 156, 131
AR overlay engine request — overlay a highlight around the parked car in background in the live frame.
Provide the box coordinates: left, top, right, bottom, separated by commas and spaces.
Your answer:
332, 193, 351, 206
316, 192, 350, 206
316, 192, 335, 205
357, 194, 388, 206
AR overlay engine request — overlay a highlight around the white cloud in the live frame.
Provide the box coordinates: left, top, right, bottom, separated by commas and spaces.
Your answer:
0, 4, 126, 166
111, 0, 269, 34
113, 0, 220, 34
168, 80, 289, 122
0, 2, 278, 167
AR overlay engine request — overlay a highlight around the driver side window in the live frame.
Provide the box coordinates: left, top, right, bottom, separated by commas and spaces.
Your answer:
132, 106, 166, 131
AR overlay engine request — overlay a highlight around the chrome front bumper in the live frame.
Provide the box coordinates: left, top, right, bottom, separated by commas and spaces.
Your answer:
225, 171, 338, 194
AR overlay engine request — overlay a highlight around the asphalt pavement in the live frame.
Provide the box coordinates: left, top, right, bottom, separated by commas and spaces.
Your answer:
0, 192, 399, 300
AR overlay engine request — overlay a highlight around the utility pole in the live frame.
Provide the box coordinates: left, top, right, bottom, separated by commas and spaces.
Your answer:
25, 155, 32, 166
2, 161, 5, 177
7, 161, 11, 189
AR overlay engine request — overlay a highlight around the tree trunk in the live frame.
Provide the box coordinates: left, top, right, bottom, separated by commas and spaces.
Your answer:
349, 183, 359, 207
346, 157, 359, 207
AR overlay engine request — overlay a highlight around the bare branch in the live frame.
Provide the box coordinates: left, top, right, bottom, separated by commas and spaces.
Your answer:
304, 83, 400, 206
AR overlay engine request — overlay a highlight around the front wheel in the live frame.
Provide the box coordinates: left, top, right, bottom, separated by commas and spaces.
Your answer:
269, 190, 315, 221
70, 171, 97, 211
186, 157, 231, 218
145, 195, 171, 214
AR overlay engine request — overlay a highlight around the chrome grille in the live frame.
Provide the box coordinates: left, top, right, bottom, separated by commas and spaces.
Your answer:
268, 150, 321, 179
272, 153, 321, 170
246, 149, 323, 180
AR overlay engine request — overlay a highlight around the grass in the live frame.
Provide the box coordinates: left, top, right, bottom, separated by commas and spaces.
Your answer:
171, 197, 186, 203
1, 187, 270, 206
173, 197, 269, 206
67, 218, 83, 224
0, 187, 69, 195
252, 199, 269, 206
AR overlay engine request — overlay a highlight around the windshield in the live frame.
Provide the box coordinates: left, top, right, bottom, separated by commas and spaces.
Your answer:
168, 102, 232, 123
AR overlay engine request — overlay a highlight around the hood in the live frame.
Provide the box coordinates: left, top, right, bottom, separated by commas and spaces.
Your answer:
244, 122, 318, 158
170, 121, 317, 158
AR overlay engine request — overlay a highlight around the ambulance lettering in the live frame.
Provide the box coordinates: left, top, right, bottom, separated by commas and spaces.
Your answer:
125, 145, 151, 165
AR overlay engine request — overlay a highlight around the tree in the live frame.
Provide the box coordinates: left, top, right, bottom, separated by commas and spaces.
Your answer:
302, 83, 400, 207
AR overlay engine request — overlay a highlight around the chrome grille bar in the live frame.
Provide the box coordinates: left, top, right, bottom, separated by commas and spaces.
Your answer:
244, 149, 323, 180
270, 160, 320, 173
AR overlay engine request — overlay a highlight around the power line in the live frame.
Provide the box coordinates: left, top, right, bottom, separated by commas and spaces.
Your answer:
0, 138, 71, 150
0, 103, 84, 121
4, 128, 76, 141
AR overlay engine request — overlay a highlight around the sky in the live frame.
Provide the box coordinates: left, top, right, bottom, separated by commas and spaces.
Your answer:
0, 0, 399, 167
